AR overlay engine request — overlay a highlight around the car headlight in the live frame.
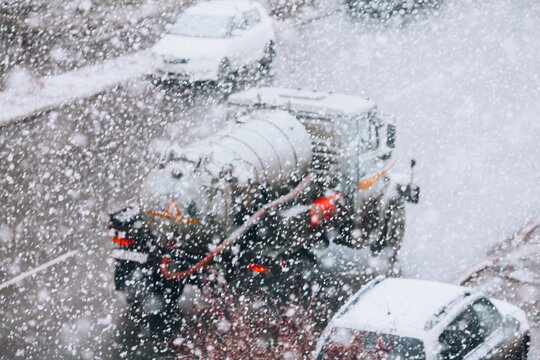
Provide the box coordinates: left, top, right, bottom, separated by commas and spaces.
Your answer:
162, 56, 189, 64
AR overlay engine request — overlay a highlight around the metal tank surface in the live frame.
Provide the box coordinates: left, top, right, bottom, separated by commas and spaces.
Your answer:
108, 87, 420, 313
139, 110, 312, 252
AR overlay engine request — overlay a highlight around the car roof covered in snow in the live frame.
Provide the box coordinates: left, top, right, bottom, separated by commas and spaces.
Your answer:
227, 87, 377, 117
331, 278, 472, 338
185, 0, 260, 16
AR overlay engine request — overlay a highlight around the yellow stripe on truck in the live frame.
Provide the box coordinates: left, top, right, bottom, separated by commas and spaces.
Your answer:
358, 162, 395, 191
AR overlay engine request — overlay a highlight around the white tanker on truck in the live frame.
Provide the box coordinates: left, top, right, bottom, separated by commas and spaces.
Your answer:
109, 87, 419, 311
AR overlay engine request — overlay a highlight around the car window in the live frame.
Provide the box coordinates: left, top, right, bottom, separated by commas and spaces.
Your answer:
471, 298, 502, 338
171, 13, 231, 38
318, 328, 426, 360
244, 9, 261, 27
439, 305, 485, 360
231, 14, 247, 31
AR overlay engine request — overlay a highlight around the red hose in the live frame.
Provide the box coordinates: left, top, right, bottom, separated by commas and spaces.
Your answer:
159, 174, 313, 281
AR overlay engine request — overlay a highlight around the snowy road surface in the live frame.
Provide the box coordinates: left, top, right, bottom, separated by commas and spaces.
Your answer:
273, 0, 540, 281
0, 51, 155, 126
1, 0, 539, 358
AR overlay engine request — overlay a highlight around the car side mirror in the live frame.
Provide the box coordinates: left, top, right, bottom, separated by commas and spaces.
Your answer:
503, 315, 520, 334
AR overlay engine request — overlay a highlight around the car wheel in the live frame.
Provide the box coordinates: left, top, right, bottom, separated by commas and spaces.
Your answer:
260, 40, 275, 69
518, 335, 530, 360
217, 57, 234, 95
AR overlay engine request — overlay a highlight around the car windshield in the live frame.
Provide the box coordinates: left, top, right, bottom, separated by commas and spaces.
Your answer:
170, 13, 231, 38
318, 328, 426, 360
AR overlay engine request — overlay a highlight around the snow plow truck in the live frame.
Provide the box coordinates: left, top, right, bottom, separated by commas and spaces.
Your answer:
109, 87, 419, 312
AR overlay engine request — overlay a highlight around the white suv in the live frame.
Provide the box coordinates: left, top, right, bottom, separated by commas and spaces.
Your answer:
151, 0, 275, 84
316, 277, 530, 359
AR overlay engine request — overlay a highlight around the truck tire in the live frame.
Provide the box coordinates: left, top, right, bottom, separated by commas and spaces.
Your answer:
120, 264, 183, 315
283, 250, 322, 308
370, 197, 405, 264
519, 335, 530, 360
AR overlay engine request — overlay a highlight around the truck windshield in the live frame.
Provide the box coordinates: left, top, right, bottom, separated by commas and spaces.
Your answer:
318, 328, 426, 360
170, 14, 231, 38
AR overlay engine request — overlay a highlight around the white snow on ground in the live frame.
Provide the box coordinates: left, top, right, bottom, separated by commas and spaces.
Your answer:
274, 0, 540, 281
0, 51, 155, 126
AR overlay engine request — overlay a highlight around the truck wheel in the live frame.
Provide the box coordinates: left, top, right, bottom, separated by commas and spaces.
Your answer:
122, 267, 183, 314
370, 198, 405, 265
519, 335, 530, 360
115, 260, 133, 291
284, 251, 321, 308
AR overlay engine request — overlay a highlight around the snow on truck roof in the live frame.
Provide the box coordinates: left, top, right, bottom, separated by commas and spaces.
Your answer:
186, 0, 260, 16
332, 278, 471, 337
227, 87, 377, 117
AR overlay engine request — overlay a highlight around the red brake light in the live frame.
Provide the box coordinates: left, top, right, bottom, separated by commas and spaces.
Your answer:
246, 263, 269, 274
309, 192, 343, 229
113, 236, 135, 246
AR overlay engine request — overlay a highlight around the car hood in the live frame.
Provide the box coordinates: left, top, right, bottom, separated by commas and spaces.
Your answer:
152, 34, 228, 61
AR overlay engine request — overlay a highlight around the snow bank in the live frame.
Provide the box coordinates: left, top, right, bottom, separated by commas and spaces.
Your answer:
0, 51, 155, 126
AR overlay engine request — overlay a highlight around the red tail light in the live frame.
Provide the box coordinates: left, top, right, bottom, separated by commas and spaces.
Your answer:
113, 236, 135, 246
309, 191, 343, 229
246, 263, 269, 274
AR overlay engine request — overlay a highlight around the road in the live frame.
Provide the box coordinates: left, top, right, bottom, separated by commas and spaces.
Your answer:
0, 0, 185, 88
273, 0, 540, 281
1, 0, 539, 359
0, 81, 231, 358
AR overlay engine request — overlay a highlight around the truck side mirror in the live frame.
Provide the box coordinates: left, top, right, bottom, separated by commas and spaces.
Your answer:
386, 123, 396, 149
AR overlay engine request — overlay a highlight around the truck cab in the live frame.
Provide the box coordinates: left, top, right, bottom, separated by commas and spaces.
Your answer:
227, 87, 417, 253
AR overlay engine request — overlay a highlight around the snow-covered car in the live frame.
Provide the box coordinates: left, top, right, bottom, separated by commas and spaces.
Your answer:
151, 0, 275, 84
315, 277, 530, 360
345, 0, 441, 20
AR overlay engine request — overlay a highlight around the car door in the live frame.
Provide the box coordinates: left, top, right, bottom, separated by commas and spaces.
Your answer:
242, 8, 270, 61
228, 13, 250, 68
438, 299, 510, 360
469, 298, 513, 359
438, 304, 486, 360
